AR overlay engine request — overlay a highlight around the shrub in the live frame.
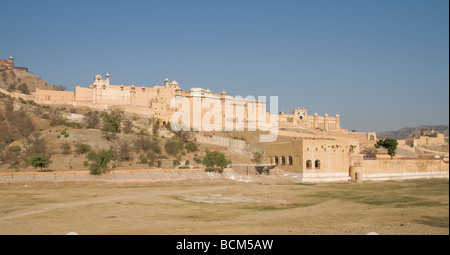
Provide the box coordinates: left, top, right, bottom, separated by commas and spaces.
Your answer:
27, 154, 52, 171
193, 156, 202, 164
139, 155, 148, 164
9, 145, 22, 153
134, 135, 161, 154
101, 106, 124, 140
202, 149, 230, 173
85, 111, 100, 129
61, 143, 72, 155
122, 119, 133, 134
164, 138, 184, 156
252, 152, 264, 164
185, 141, 198, 153
86, 149, 115, 175
115, 140, 133, 162
76, 144, 91, 155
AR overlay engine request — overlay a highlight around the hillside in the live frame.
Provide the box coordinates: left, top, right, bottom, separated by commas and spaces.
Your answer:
0, 69, 55, 92
377, 125, 449, 140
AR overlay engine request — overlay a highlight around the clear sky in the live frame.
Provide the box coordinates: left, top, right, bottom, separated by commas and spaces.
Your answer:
2, 0, 448, 132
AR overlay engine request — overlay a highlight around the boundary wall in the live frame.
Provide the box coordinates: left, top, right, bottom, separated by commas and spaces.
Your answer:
356, 158, 449, 181
0, 168, 236, 183
193, 133, 265, 154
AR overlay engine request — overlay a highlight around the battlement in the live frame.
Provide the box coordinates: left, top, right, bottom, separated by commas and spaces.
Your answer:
0, 56, 28, 72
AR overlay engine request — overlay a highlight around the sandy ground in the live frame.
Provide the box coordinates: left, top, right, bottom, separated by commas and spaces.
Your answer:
0, 176, 448, 235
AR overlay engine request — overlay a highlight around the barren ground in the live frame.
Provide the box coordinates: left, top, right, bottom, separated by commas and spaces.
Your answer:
0, 177, 448, 235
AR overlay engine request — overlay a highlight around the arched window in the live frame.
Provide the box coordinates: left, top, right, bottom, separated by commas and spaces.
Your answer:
296, 155, 301, 165
288, 156, 293, 165
274, 156, 279, 165
315, 160, 321, 169
281, 156, 286, 165
306, 160, 312, 169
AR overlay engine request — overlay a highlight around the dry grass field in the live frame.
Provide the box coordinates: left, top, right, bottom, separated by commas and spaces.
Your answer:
0, 176, 448, 235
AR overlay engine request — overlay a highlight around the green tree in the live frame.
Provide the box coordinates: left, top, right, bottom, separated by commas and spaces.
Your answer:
164, 138, 184, 156
122, 119, 134, 134
101, 106, 124, 140
75, 143, 91, 155
54, 85, 66, 91
85, 111, 100, 129
184, 141, 198, 153
252, 152, 264, 164
27, 154, 52, 171
86, 149, 115, 175
17, 83, 30, 94
375, 138, 398, 158
152, 119, 160, 137
202, 149, 230, 173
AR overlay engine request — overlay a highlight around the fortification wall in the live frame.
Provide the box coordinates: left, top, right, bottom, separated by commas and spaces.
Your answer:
360, 158, 449, 180
194, 133, 265, 154
0, 168, 237, 183
35, 88, 74, 104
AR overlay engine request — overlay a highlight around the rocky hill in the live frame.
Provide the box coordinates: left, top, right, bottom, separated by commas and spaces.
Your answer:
0, 69, 55, 92
377, 125, 449, 140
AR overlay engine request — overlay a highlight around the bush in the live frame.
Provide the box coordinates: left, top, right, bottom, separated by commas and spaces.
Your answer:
146, 151, 158, 167
115, 140, 133, 162
139, 155, 148, 164
101, 106, 124, 140
85, 111, 100, 129
185, 141, 198, 153
76, 144, 91, 155
122, 119, 134, 134
17, 83, 30, 94
134, 135, 161, 154
61, 143, 72, 155
202, 149, 230, 173
9, 145, 21, 153
164, 138, 184, 156
27, 154, 52, 171
252, 152, 264, 164
86, 149, 114, 175
193, 156, 202, 164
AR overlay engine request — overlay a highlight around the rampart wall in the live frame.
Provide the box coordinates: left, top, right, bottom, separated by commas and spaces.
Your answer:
0, 168, 236, 183
193, 133, 265, 154
357, 158, 449, 181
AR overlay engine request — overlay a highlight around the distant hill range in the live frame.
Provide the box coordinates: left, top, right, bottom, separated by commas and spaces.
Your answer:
377, 125, 449, 140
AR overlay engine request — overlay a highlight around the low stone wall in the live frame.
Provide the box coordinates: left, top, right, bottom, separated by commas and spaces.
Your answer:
360, 158, 449, 181
194, 133, 265, 154
0, 168, 236, 183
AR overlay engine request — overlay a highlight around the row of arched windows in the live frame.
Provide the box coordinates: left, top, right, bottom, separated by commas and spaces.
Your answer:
306, 160, 321, 169
272, 156, 320, 169
273, 156, 293, 165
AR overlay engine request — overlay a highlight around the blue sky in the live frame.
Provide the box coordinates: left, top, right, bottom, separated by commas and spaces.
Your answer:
2, 0, 448, 132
